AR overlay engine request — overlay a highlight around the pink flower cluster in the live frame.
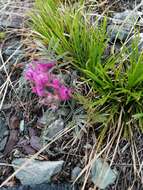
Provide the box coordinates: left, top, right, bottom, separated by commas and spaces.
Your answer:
25, 60, 72, 107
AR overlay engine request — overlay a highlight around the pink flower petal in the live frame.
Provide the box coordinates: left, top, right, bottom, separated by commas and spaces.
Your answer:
32, 86, 45, 96
32, 60, 55, 72
33, 73, 48, 86
58, 86, 72, 100
25, 68, 35, 81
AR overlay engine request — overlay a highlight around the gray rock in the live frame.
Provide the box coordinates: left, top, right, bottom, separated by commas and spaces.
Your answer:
108, 10, 143, 41
12, 158, 64, 185
113, 10, 142, 24
126, 33, 143, 52
0, 183, 76, 190
71, 166, 82, 181
2, 40, 25, 66
91, 158, 117, 189
0, 0, 33, 29
107, 24, 131, 41
0, 116, 9, 152
4, 48, 24, 57
0, 16, 24, 29
0, 36, 25, 71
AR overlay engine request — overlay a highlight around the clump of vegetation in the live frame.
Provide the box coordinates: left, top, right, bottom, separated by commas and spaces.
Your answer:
30, 0, 108, 68
30, 0, 143, 141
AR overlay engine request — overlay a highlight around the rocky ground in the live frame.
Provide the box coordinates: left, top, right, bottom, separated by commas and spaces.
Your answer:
1, 0, 143, 190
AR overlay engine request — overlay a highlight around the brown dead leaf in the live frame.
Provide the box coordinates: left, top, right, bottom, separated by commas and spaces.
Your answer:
9, 116, 20, 130
3, 116, 20, 157
3, 130, 19, 157
3, 177, 16, 187
28, 127, 37, 137
30, 136, 42, 151
22, 145, 36, 155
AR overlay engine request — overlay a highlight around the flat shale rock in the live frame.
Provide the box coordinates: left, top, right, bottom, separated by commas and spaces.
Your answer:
0, 0, 34, 29
91, 158, 117, 189
0, 115, 9, 152
0, 183, 77, 190
12, 158, 64, 185
1, 37, 25, 67
71, 167, 82, 181
109, 0, 143, 11
107, 10, 143, 42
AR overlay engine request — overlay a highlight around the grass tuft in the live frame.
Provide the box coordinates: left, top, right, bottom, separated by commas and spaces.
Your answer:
30, 0, 143, 142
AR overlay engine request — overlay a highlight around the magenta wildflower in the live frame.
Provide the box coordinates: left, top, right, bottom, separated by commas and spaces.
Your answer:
52, 79, 60, 88
25, 60, 72, 107
25, 66, 35, 81
32, 86, 45, 96
58, 86, 72, 100
33, 72, 48, 86
34, 61, 55, 72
